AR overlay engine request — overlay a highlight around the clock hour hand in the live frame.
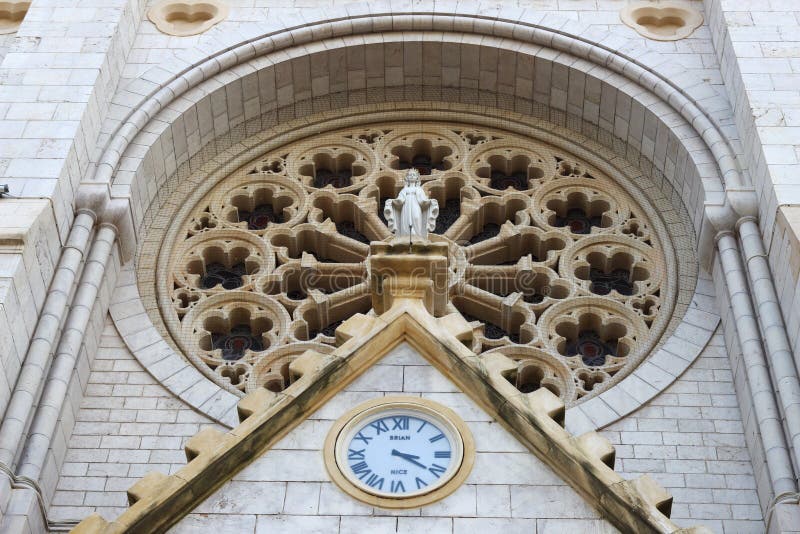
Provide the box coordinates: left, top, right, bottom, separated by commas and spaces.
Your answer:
391, 449, 427, 469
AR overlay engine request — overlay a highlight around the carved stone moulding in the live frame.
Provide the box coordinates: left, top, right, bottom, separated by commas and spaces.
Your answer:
482, 345, 577, 403
246, 342, 335, 392
147, 0, 228, 37
620, 1, 703, 41
0, 1, 30, 34
149, 120, 692, 406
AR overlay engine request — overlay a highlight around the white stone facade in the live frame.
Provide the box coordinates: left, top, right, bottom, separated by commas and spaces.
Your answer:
0, 1, 799, 533
174, 343, 618, 533
52, 331, 764, 533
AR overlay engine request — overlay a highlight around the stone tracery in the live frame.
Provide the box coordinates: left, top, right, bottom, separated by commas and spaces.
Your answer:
163, 123, 672, 406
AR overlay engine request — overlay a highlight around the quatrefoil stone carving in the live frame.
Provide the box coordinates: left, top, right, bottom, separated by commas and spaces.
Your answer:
158, 122, 681, 407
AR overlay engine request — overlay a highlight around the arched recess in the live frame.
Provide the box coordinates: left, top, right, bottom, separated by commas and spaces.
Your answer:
97, 8, 730, 429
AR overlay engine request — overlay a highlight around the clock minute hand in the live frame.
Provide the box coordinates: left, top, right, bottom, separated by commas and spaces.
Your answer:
391, 449, 427, 469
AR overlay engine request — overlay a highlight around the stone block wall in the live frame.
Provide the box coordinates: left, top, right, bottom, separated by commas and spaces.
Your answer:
603, 330, 763, 532
0, 0, 144, 425
49, 318, 219, 523
38, 244, 123, 514
0, 0, 143, 236
49, 321, 763, 532
0, 199, 60, 417
705, 0, 800, 364
173, 343, 616, 533
0, 1, 795, 532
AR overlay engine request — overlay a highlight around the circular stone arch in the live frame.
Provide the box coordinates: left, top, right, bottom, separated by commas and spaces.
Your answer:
102, 8, 725, 429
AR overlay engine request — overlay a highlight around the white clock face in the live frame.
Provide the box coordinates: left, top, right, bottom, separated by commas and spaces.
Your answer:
335, 406, 463, 498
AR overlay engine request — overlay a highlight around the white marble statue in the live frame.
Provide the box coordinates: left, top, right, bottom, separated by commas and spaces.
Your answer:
384, 168, 439, 240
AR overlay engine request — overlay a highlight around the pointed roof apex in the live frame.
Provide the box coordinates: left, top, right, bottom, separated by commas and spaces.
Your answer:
73, 290, 710, 533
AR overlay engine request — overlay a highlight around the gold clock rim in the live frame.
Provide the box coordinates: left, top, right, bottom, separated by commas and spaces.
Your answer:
323, 396, 475, 509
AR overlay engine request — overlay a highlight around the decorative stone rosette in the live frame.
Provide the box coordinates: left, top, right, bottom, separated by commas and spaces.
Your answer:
161, 123, 676, 405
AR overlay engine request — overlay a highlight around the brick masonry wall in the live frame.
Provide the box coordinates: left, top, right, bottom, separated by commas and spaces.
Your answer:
1, 1, 724, 459
0, 0, 142, 231
50, 320, 764, 533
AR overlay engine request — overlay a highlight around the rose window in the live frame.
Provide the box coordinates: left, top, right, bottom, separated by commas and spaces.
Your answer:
161, 123, 675, 406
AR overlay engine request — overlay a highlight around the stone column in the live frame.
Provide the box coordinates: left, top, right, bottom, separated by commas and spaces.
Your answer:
16, 223, 118, 482
716, 231, 798, 496
0, 211, 95, 469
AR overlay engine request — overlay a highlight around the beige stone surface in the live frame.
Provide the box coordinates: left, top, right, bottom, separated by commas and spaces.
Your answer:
144, 120, 691, 409
146, 0, 228, 37
620, 1, 704, 41
0, 1, 29, 34
0, 0, 788, 531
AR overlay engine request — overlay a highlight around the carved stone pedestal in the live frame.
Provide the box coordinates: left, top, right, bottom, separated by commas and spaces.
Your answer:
368, 239, 449, 317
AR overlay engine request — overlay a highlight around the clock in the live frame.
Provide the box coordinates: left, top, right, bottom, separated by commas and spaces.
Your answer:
324, 396, 475, 508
